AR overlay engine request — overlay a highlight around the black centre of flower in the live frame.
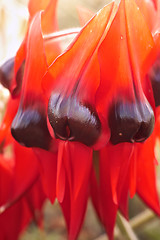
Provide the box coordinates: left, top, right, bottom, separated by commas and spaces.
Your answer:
48, 93, 101, 146
0, 58, 25, 94
11, 103, 51, 150
0, 57, 14, 90
108, 100, 155, 144
148, 57, 160, 107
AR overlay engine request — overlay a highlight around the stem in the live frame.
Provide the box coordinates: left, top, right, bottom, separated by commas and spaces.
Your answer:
130, 209, 155, 229
94, 210, 155, 240
116, 212, 139, 240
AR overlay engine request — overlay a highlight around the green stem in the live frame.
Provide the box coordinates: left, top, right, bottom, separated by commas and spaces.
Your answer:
116, 212, 139, 240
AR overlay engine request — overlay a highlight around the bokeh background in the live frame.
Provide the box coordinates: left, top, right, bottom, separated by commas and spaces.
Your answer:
1, 0, 160, 239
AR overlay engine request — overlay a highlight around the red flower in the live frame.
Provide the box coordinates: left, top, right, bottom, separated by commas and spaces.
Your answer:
42, 0, 160, 239
0, 126, 45, 240
0, 0, 60, 238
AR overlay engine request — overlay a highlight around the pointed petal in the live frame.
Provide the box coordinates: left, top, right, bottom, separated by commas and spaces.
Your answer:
41, 0, 58, 34
90, 167, 101, 220
59, 142, 92, 240
34, 148, 57, 203
136, 134, 160, 215
42, 1, 117, 99
104, 143, 133, 205
97, 0, 155, 116
99, 147, 118, 240
129, 150, 137, 198
28, 0, 50, 17
118, 175, 130, 219
60, 176, 71, 231
56, 141, 66, 203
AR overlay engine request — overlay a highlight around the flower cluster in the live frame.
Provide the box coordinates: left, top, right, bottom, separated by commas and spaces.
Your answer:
0, 0, 160, 239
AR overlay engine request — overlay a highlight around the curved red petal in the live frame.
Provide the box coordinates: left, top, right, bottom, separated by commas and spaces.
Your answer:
22, 12, 47, 96
43, 2, 118, 148
97, 0, 155, 116
11, 13, 54, 150
43, 1, 117, 99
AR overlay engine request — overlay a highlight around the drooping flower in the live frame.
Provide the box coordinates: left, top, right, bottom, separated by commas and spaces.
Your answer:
0, 0, 79, 229
0, 0, 60, 238
41, 0, 160, 239
0, 121, 45, 240
92, 0, 160, 238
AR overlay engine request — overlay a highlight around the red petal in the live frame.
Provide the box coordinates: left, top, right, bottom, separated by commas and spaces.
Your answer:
11, 41, 26, 97
105, 143, 133, 205
41, 0, 58, 34
56, 141, 66, 203
118, 174, 130, 219
44, 36, 61, 65
34, 148, 57, 203
0, 97, 19, 144
28, 0, 51, 17
135, 0, 157, 32
0, 177, 45, 240
60, 142, 92, 240
0, 155, 13, 206
22, 12, 47, 97
11, 0, 59, 96
42, 1, 117, 99
152, 0, 158, 9
99, 147, 118, 240
8, 141, 40, 205
136, 133, 160, 215
0, 136, 40, 209
10, 12, 54, 150
90, 167, 101, 220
